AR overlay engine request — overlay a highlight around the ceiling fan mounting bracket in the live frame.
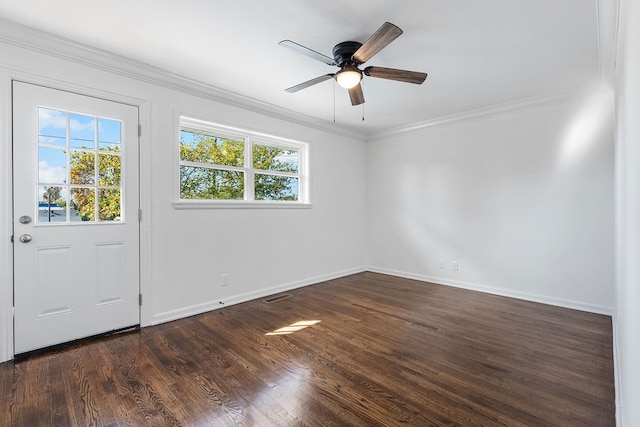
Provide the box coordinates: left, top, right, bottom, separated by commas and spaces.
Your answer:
332, 41, 363, 66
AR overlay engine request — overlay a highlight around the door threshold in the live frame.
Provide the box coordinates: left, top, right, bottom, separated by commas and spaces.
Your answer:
14, 324, 140, 360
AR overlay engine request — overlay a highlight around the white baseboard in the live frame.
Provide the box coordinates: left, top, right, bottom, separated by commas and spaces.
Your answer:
151, 266, 367, 325
153, 266, 613, 326
367, 266, 614, 316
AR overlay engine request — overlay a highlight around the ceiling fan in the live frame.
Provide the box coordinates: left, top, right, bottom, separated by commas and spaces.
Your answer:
279, 22, 427, 106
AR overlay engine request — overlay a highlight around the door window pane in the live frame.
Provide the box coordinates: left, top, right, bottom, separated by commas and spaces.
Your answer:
38, 147, 67, 185
98, 118, 122, 151
38, 108, 66, 146
69, 113, 95, 148
98, 189, 121, 221
38, 185, 67, 223
70, 188, 95, 222
98, 153, 121, 187
70, 150, 95, 185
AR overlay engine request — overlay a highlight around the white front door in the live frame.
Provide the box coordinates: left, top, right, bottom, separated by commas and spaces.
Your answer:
12, 81, 140, 354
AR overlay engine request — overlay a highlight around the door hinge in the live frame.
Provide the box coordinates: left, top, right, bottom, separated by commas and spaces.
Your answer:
138, 124, 142, 137
10, 235, 14, 243
138, 209, 142, 222
139, 293, 142, 306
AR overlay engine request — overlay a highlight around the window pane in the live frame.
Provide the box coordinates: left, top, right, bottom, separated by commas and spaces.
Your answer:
98, 153, 121, 187
253, 144, 299, 173
38, 147, 67, 185
38, 186, 67, 223
98, 188, 121, 221
180, 165, 244, 200
69, 113, 95, 148
70, 187, 95, 221
70, 150, 95, 185
255, 174, 299, 201
180, 130, 244, 167
99, 118, 122, 151
38, 108, 66, 146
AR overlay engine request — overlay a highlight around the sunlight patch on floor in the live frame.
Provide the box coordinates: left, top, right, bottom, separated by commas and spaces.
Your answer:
266, 320, 321, 336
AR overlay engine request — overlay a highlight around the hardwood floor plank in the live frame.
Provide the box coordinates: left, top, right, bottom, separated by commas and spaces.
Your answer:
0, 272, 615, 426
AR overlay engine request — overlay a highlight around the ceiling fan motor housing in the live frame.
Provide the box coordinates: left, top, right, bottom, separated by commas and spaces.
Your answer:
332, 41, 363, 66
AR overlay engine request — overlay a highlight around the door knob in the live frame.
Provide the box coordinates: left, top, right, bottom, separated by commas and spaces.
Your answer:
19, 215, 32, 224
19, 234, 32, 243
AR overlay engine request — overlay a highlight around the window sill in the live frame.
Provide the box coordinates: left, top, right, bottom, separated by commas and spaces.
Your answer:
172, 200, 313, 210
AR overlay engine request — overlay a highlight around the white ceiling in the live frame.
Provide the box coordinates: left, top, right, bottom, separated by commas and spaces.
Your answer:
0, 0, 616, 136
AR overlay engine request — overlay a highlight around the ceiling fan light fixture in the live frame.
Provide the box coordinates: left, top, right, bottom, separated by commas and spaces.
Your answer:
336, 66, 362, 89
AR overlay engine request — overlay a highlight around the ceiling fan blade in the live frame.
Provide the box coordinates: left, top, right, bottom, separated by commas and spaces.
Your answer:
285, 74, 335, 93
364, 66, 427, 84
348, 83, 365, 106
279, 40, 337, 66
353, 22, 403, 64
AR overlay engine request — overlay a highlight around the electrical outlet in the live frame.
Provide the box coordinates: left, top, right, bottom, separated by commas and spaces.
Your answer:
221, 273, 229, 286
439, 260, 445, 269
452, 261, 459, 271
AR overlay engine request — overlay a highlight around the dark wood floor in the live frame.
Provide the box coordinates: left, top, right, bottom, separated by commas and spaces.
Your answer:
0, 272, 615, 426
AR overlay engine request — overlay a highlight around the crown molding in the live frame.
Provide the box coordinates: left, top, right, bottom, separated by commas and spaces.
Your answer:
0, 18, 364, 141
0, 15, 615, 143
368, 84, 613, 141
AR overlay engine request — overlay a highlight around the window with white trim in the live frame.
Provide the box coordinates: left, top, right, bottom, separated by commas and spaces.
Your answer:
178, 117, 308, 204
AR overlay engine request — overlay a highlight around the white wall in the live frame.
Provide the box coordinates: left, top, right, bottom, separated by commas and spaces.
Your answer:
0, 35, 368, 361
367, 92, 615, 313
148, 92, 368, 323
614, 0, 640, 424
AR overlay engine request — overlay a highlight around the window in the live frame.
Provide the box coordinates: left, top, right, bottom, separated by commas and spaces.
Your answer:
37, 107, 123, 223
177, 117, 308, 206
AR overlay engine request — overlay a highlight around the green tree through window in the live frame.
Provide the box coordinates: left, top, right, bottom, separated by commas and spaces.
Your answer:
253, 144, 298, 201
179, 127, 303, 202
70, 147, 121, 221
180, 133, 245, 200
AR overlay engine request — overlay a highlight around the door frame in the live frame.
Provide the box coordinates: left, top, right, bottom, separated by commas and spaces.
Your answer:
0, 69, 152, 362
